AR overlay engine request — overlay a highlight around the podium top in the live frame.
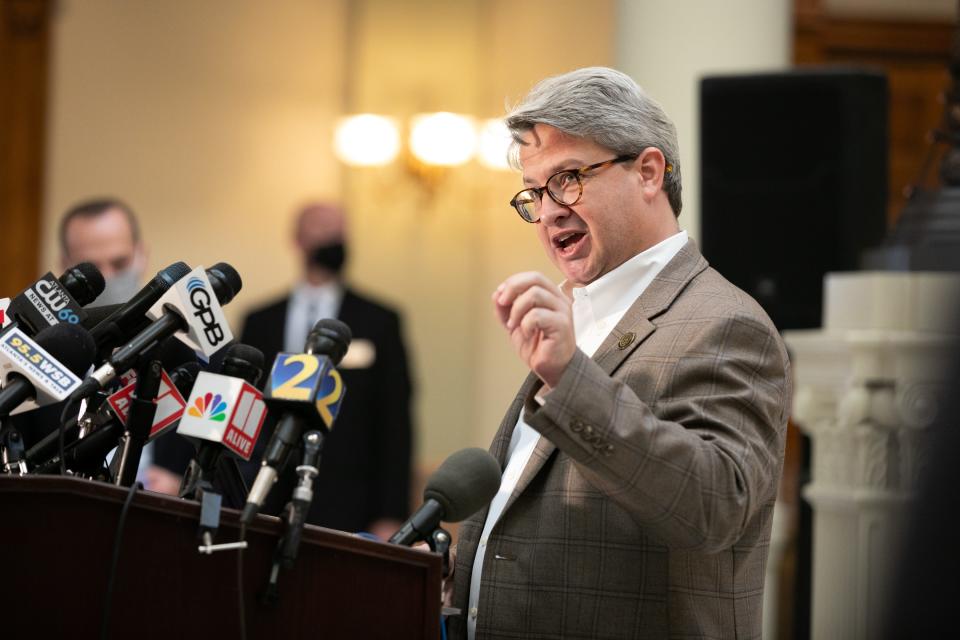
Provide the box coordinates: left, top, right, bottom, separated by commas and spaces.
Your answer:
0, 475, 442, 640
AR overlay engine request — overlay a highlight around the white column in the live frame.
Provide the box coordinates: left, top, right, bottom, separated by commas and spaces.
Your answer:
614, 0, 791, 243
785, 272, 960, 639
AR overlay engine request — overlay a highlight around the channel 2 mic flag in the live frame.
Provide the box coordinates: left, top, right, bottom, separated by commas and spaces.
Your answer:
264, 353, 345, 430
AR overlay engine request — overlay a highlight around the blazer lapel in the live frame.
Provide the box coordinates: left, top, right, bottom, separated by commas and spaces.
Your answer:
590, 239, 709, 376
495, 240, 709, 515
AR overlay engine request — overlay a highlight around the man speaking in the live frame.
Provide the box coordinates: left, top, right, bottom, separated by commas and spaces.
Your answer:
449, 67, 791, 639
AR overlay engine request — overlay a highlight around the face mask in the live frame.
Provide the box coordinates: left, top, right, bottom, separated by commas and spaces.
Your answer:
89, 267, 142, 306
309, 242, 347, 274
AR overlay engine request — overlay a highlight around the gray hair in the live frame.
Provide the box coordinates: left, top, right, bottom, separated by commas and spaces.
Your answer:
505, 66, 682, 216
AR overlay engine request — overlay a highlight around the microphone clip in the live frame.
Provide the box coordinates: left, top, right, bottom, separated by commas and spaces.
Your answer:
195, 487, 248, 555
427, 526, 453, 578
0, 423, 27, 475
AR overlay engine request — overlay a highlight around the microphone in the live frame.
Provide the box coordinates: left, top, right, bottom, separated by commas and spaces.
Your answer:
388, 448, 501, 546
23, 335, 198, 468
3, 263, 105, 336
71, 263, 242, 399
103, 336, 199, 438
177, 343, 267, 506
87, 261, 191, 359
0, 323, 97, 418
240, 318, 351, 525
178, 344, 267, 462
32, 361, 200, 476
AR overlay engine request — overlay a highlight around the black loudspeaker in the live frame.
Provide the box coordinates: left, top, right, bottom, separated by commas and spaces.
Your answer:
700, 69, 888, 331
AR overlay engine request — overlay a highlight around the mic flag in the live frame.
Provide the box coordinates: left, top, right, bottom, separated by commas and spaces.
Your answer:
0, 327, 85, 415
177, 371, 267, 460
0, 298, 10, 329
106, 369, 189, 439
146, 266, 233, 360
263, 353, 345, 430
4, 270, 93, 334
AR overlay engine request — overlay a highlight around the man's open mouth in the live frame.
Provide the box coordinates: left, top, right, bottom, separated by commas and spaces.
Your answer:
553, 231, 586, 255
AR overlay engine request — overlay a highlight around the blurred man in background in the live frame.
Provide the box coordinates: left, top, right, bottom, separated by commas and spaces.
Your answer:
240, 201, 413, 539
59, 197, 193, 493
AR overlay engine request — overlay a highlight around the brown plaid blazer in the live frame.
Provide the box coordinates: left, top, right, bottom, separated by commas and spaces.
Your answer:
449, 241, 791, 640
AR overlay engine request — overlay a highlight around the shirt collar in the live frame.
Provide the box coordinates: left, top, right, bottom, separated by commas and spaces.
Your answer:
569, 230, 688, 323
291, 279, 342, 305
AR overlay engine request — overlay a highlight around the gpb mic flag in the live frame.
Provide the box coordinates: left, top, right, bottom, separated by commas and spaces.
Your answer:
146, 266, 233, 360
263, 351, 345, 430
176, 371, 267, 460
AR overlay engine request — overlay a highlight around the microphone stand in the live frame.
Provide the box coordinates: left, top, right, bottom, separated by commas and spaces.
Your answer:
180, 445, 249, 509
112, 360, 161, 487
262, 430, 323, 605
0, 417, 27, 475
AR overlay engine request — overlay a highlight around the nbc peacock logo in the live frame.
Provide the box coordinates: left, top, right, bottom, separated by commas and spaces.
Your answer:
188, 392, 228, 422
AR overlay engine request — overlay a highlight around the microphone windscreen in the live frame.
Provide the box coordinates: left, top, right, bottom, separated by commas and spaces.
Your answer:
169, 362, 200, 397
306, 318, 352, 364
156, 261, 191, 288
206, 262, 242, 305
424, 447, 501, 523
59, 262, 106, 306
220, 343, 265, 385
32, 323, 97, 377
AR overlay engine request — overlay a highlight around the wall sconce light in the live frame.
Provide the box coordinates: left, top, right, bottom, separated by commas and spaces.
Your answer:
334, 113, 401, 166
333, 112, 513, 178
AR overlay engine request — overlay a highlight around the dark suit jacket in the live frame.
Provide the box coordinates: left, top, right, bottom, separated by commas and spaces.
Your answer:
239, 287, 413, 532
450, 241, 791, 639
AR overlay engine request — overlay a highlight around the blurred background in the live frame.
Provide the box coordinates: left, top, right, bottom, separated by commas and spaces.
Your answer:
1, 0, 957, 636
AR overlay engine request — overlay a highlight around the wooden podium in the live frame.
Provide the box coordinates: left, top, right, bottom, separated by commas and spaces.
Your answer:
0, 476, 441, 639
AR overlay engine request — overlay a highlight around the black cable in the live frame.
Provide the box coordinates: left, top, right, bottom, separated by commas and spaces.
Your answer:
58, 395, 80, 476
100, 481, 141, 640
237, 524, 247, 640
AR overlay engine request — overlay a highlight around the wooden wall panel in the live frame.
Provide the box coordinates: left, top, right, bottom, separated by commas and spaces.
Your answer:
0, 0, 50, 297
794, 6, 954, 224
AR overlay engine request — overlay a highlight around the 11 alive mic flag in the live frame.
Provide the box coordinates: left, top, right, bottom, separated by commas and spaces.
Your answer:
177, 371, 266, 460
106, 369, 189, 439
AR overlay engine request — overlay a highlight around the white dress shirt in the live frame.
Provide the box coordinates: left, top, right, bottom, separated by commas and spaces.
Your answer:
283, 280, 344, 353
466, 230, 688, 638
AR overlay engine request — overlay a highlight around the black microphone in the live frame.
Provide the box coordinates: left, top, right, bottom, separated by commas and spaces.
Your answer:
32, 360, 200, 476
87, 261, 191, 359
59, 263, 107, 307
71, 262, 242, 400
389, 448, 501, 546
3, 263, 105, 336
178, 343, 265, 507
23, 335, 199, 467
240, 318, 351, 525
0, 323, 97, 418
